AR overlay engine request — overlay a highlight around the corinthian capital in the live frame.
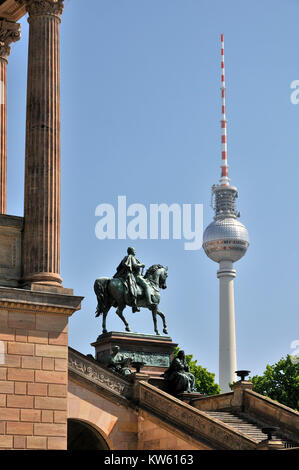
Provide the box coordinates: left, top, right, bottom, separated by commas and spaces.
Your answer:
16, 0, 64, 18
0, 20, 21, 60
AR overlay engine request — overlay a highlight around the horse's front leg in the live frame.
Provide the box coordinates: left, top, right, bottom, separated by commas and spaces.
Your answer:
102, 311, 107, 334
151, 306, 160, 335
157, 309, 168, 335
116, 306, 131, 332
102, 305, 111, 334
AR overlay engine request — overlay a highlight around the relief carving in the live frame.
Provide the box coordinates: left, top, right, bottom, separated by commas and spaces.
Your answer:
68, 351, 132, 399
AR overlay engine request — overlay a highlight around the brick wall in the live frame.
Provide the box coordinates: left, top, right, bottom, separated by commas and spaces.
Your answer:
0, 307, 70, 450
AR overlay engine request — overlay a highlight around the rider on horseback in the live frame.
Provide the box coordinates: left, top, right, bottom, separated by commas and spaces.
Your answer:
113, 247, 154, 313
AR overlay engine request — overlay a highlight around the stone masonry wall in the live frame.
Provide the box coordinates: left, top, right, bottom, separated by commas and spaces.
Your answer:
68, 378, 138, 450
0, 307, 69, 450
137, 411, 206, 450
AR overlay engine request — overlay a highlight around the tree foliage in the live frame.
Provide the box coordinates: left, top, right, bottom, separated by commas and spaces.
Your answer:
250, 355, 299, 411
174, 348, 220, 395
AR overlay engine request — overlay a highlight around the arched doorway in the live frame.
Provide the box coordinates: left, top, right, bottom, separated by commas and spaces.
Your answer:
67, 419, 110, 450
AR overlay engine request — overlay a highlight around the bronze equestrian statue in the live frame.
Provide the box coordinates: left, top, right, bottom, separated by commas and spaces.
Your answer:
94, 247, 169, 336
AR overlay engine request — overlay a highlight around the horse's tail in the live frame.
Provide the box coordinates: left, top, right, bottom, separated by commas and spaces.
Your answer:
94, 278, 110, 317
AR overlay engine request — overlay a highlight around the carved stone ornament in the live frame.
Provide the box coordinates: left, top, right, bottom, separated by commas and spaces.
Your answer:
98, 349, 171, 368
16, 0, 64, 17
68, 349, 132, 399
0, 20, 21, 59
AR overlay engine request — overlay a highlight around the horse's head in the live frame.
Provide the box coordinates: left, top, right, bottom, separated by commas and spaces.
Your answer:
145, 264, 168, 289
159, 265, 168, 289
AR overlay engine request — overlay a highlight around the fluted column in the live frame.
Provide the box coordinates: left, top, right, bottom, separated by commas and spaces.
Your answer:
19, 0, 64, 285
0, 20, 21, 214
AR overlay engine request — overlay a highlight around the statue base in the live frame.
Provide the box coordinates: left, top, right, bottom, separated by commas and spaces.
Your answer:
91, 331, 178, 383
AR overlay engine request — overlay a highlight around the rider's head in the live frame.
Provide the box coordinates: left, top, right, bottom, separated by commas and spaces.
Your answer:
127, 247, 135, 255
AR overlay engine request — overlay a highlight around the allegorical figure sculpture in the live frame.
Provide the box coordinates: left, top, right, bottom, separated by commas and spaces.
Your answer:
163, 350, 197, 394
107, 346, 132, 377
94, 247, 169, 336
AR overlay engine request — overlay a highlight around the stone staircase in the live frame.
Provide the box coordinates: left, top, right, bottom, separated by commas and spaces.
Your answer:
204, 411, 298, 448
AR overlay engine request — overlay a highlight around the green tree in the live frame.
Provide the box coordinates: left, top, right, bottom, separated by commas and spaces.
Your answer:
250, 355, 299, 411
174, 348, 220, 395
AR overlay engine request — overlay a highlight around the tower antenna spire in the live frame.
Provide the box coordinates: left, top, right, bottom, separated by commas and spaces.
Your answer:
220, 33, 230, 186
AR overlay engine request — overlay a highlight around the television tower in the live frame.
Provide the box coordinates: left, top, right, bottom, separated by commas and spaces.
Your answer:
202, 34, 250, 393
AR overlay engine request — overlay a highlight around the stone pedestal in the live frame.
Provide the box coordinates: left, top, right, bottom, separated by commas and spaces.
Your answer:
91, 331, 177, 385
231, 380, 254, 411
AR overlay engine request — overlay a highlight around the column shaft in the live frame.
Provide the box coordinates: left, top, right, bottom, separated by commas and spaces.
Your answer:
0, 20, 21, 214
0, 58, 7, 214
23, 2, 63, 285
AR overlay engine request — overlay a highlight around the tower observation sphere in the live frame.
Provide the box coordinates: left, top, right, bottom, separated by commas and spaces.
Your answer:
203, 185, 249, 263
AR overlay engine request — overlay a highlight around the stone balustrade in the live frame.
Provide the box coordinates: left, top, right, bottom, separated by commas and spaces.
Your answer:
136, 381, 257, 450
244, 390, 299, 440
191, 392, 234, 411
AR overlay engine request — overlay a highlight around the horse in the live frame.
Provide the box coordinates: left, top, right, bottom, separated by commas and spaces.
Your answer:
94, 264, 168, 336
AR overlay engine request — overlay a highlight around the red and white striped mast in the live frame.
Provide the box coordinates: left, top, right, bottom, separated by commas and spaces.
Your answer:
220, 33, 230, 186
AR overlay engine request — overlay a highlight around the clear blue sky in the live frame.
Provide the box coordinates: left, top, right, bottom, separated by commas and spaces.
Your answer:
6, 0, 299, 384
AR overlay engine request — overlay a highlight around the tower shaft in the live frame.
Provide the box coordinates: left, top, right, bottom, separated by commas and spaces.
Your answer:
217, 260, 237, 392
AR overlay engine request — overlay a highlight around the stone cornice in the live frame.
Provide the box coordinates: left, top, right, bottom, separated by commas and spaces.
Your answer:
16, 0, 63, 18
0, 0, 26, 22
0, 286, 83, 315
0, 19, 21, 59
68, 347, 132, 400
